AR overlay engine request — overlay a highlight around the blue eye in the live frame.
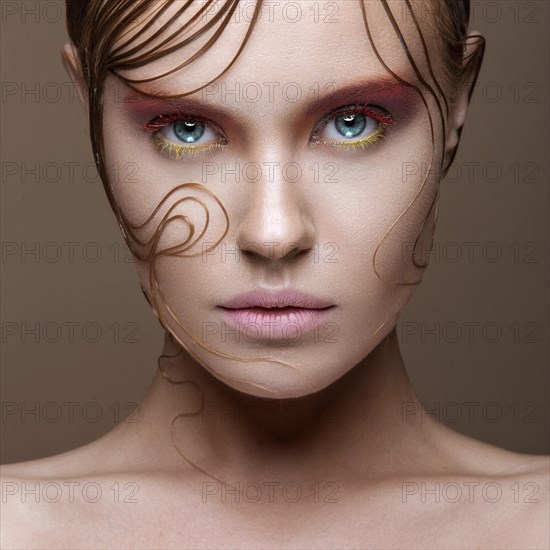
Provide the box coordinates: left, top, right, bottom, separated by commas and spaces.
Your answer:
173, 119, 206, 143
159, 116, 221, 146
310, 104, 394, 150
334, 113, 367, 138
145, 113, 228, 159
144, 103, 394, 161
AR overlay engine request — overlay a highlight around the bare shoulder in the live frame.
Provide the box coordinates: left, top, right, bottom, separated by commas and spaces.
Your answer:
0, 435, 148, 550
0, 463, 58, 549
410, 423, 549, 548
453, 436, 549, 548
504, 453, 549, 548
1, 458, 148, 550
0, 421, 192, 548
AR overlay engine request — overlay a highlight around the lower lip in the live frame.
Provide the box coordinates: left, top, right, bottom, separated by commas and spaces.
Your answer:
216, 306, 335, 341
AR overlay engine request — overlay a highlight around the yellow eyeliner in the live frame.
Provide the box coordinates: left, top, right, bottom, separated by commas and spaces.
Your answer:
309, 125, 386, 151
151, 133, 227, 160
148, 102, 392, 159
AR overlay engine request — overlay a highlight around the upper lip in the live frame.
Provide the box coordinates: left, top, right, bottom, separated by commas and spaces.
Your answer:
218, 288, 335, 310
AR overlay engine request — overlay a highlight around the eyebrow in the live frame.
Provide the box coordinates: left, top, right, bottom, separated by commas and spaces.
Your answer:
117, 74, 414, 123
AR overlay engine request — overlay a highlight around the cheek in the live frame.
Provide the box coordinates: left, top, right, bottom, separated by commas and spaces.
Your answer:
311, 120, 440, 289
306, 115, 441, 340
102, 109, 233, 299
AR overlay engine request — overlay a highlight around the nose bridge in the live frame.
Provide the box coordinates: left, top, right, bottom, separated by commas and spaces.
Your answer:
235, 146, 315, 262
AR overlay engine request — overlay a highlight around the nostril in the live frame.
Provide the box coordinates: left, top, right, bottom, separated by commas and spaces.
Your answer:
286, 246, 306, 262
242, 249, 259, 262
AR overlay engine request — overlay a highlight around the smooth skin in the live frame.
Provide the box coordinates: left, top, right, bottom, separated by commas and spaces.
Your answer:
2, 1, 548, 548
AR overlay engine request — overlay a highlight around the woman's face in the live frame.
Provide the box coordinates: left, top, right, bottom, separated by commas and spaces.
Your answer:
100, 0, 450, 398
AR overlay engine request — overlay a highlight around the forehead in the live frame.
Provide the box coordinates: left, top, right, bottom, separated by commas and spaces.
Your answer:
110, 0, 438, 103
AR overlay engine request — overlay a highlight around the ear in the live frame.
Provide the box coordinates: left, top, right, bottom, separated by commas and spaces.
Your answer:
442, 31, 486, 175
61, 41, 88, 113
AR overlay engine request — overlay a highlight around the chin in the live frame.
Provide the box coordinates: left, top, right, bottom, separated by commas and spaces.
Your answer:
159, 305, 385, 400
193, 347, 366, 401
219, 375, 326, 401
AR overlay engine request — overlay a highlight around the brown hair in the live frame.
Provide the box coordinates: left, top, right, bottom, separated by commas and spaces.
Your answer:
65, 0, 478, 101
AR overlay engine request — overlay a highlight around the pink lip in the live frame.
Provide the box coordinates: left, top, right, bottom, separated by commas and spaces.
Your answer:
218, 289, 334, 310
216, 289, 336, 341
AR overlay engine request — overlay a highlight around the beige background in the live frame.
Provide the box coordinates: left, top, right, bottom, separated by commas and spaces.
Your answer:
1, 0, 548, 463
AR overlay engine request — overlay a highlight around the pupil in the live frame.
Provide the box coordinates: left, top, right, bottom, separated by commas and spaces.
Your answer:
174, 119, 205, 143
335, 114, 366, 138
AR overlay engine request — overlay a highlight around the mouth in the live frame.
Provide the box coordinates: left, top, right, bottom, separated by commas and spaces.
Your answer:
216, 306, 335, 341
218, 305, 334, 312
218, 288, 334, 310
216, 289, 336, 341
217, 304, 336, 317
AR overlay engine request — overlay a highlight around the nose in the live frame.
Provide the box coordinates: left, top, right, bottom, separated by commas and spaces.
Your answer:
235, 160, 316, 264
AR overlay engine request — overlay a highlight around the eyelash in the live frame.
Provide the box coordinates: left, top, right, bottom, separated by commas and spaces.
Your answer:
310, 104, 394, 151
143, 104, 394, 160
144, 112, 227, 160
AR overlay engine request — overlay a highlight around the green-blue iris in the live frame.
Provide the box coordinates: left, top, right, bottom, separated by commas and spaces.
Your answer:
335, 114, 366, 139
174, 119, 205, 143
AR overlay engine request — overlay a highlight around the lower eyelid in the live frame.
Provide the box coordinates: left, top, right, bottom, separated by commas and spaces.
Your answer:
323, 133, 385, 150
309, 124, 386, 148
148, 109, 389, 158
151, 133, 227, 159
311, 112, 389, 142
151, 129, 386, 158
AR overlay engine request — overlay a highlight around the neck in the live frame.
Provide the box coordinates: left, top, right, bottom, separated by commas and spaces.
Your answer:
120, 328, 440, 485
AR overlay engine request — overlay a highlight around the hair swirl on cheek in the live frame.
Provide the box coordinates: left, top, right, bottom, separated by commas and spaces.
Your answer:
123, 181, 314, 395
362, 0, 482, 287
363, 0, 484, 336
66, 0, 484, 485
365, 0, 441, 290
